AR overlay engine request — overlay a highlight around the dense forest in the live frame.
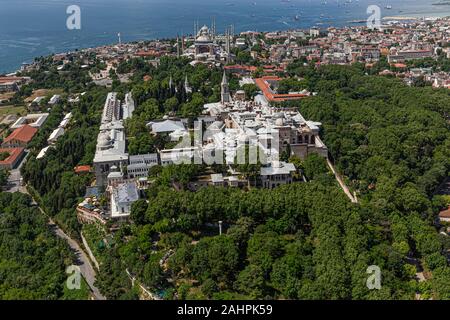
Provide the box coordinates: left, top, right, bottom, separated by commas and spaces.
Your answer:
92, 64, 450, 300
15, 54, 450, 300
0, 192, 78, 299
21, 86, 109, 237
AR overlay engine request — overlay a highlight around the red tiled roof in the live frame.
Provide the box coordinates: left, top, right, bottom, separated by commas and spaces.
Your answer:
262, 65, 284, 73
0, 77, 24, 84
3, 124, 38, 144
224, 65, 258, 73
439, 206, 450, 219
255, 76, 308, 102
393, 63, 407, 68
0, 147, 24, 166
135, 50, 165, 57
74, 165, 92, 173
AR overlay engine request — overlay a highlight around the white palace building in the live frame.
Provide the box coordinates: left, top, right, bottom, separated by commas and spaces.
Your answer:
160, 71, 328, 167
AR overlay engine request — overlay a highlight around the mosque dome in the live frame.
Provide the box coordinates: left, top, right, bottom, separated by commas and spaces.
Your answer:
196, 25, 212, 42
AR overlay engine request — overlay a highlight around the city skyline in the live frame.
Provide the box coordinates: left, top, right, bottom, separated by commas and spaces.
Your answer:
0, 0, 447, 72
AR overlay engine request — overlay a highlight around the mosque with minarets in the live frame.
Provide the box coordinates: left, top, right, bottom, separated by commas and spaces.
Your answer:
195, 25, 215, 56
179, 22, 234, 65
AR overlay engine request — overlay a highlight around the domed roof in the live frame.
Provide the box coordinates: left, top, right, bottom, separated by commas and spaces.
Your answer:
196, 25, 212, 42
197, 35, 212, 42
275, 118, 284, 126
98, 132, 112, 148
274, 112, 285, 119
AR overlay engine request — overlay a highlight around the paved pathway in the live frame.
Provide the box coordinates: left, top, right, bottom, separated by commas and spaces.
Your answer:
327, 157, 358, 203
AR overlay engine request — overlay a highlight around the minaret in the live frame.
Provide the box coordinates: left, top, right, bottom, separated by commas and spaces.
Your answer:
169, 75, 173, 90
176, 35, 180, 58
221, 70, 230, 104
211, 18, 214, 37
185, 75, 192, 93
182, 34, 185, 53
118, 32, 122, 45
212, 17, 216, 42
226, 28, 231, 55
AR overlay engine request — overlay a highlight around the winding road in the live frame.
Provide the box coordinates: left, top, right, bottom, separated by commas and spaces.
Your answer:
46, 213, 106, 300
30, 194, 106, 300
4, 154, 106, 300
31, 195, 106, 300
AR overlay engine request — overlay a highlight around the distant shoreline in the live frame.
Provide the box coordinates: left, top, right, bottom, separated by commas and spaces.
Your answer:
382, 16, 419, 21
348, 16, 422, 24
432, 1, 450, 6
3, 12, 450, 75
0, 17, 428, 75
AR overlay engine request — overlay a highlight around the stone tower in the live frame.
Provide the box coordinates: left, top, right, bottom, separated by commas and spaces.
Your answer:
221, 70, 230, 104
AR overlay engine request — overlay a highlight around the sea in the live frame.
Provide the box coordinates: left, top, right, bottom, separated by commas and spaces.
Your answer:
0, 0, 449, 73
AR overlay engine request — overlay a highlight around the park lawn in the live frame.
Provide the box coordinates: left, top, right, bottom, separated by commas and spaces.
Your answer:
25, 88, 64, 103
0, 105, 26, 117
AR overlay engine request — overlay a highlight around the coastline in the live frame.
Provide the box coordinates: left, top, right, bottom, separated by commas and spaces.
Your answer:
2, 9, 450, 75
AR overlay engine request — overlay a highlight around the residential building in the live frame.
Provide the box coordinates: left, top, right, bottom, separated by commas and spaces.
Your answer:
47, 127, 64, 144
10, 113, 49, 129
48, 94, 61, 105
110, 182, 140, 219
127, 153, 159, 178
0, 147, 25, 170
2, 124, 38, 148
260, 161, 296, 189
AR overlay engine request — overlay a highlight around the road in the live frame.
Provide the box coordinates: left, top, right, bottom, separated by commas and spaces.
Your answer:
31, 194, 106, 300
46, 211, 106, 300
